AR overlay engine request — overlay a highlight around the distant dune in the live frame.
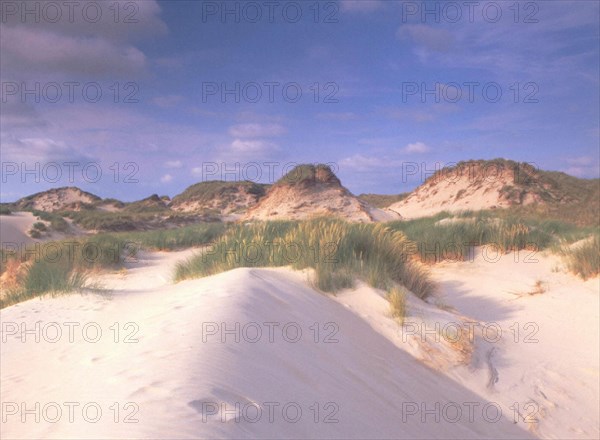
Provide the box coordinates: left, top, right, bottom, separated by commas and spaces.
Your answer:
4, 159, 598, 226
387, 159, 599, 222
243, 164, 400, 222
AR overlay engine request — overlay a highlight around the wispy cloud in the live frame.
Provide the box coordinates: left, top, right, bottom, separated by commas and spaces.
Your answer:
404, 142, 430, 154
228, 123, 286, 138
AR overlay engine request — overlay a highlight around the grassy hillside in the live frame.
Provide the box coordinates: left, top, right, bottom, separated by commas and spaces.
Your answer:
358, 193, 410, 208
171, 180, 268, 210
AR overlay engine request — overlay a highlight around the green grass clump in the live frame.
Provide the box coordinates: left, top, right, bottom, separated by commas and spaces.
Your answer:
0, 235, 131, 308
64, 210, 138, 231
562, 235, 600, 280
28, 229, 42, 239
388, 287, 407, 324
171, 181, 267, 208
174, 219, 434, 299
106, 222, 228, 251
387, 211, 586, 263
33, 222, 47, 231
358, 193, 409, 208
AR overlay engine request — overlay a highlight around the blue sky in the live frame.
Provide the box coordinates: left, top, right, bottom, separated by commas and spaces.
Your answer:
1, 0, 598, 202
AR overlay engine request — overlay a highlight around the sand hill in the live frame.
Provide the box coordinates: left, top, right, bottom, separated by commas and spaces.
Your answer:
2, 248, 597, 438
123, 194, 170, 213
170, 181, 268, 218
387, 159, 597, 220
243, 164, 399, 222
14, 187, 101, 212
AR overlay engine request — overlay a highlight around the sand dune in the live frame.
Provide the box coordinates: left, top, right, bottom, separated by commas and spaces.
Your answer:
1, 250, 537, 439
335, 250, 600, 439
0, 212, 39, 245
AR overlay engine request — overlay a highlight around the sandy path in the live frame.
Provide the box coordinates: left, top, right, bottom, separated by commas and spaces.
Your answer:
1, 250, 533, 439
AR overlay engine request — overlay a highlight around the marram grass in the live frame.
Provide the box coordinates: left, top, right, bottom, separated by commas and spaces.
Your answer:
174, 219, 435, 300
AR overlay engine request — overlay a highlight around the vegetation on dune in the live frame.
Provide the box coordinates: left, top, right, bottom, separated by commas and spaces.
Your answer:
388, 287, 407, 324
33, 222, 47, 231
358, 193, 410, 208
63, 210, 139, 231
104, 222, 228, 251
0, 223, 228, 308
174, 219, 435, 300
422, 159, 600, 226
387, 210, 598, 264
171, 180, 268, 208
0, 205, 11, 215
61, 209, 211, 232
122, 194, 169, 213
273, 164, 339, 187
561, 235, 600, 280
0, 235, 129, 308
30, 210, 69, 232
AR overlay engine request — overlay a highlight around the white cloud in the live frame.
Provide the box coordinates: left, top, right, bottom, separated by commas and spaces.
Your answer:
397, 25, 455, 53
228, 123, 286, 138
562, 156, 600, 178
404, 142, 430, 154
0, 1, 167, 80
1, 27, 147, 78
165, 160, 183, 169
1, 0, 167, 41
339, 154, 391, 172
1, 137, 95, 164
316, 112, 358, 121
160, 174, 173, 183
230, 139, 279, 154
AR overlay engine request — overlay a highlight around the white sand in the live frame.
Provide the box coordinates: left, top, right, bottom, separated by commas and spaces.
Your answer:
334, 249, 600, 439
1, 250, 536, 439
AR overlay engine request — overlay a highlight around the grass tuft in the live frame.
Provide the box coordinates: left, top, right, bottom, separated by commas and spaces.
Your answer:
174, 219, 435, 299
562, 235, 600, 280
387, 287, 407, 324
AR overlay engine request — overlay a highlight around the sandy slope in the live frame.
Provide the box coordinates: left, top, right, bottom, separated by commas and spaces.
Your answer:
1, 250, 533, 439
0, 212, 39, 246
334, 250, 599, 439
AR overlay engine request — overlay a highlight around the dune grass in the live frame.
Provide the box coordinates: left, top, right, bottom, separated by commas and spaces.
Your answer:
387, 210, 595, 264
102, 222, 228, 251
561, 235, 600, 280
387, 287, 407, 324
0, 235, 129, 308
174, 219, 435, 300
0, 223, 228, 308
